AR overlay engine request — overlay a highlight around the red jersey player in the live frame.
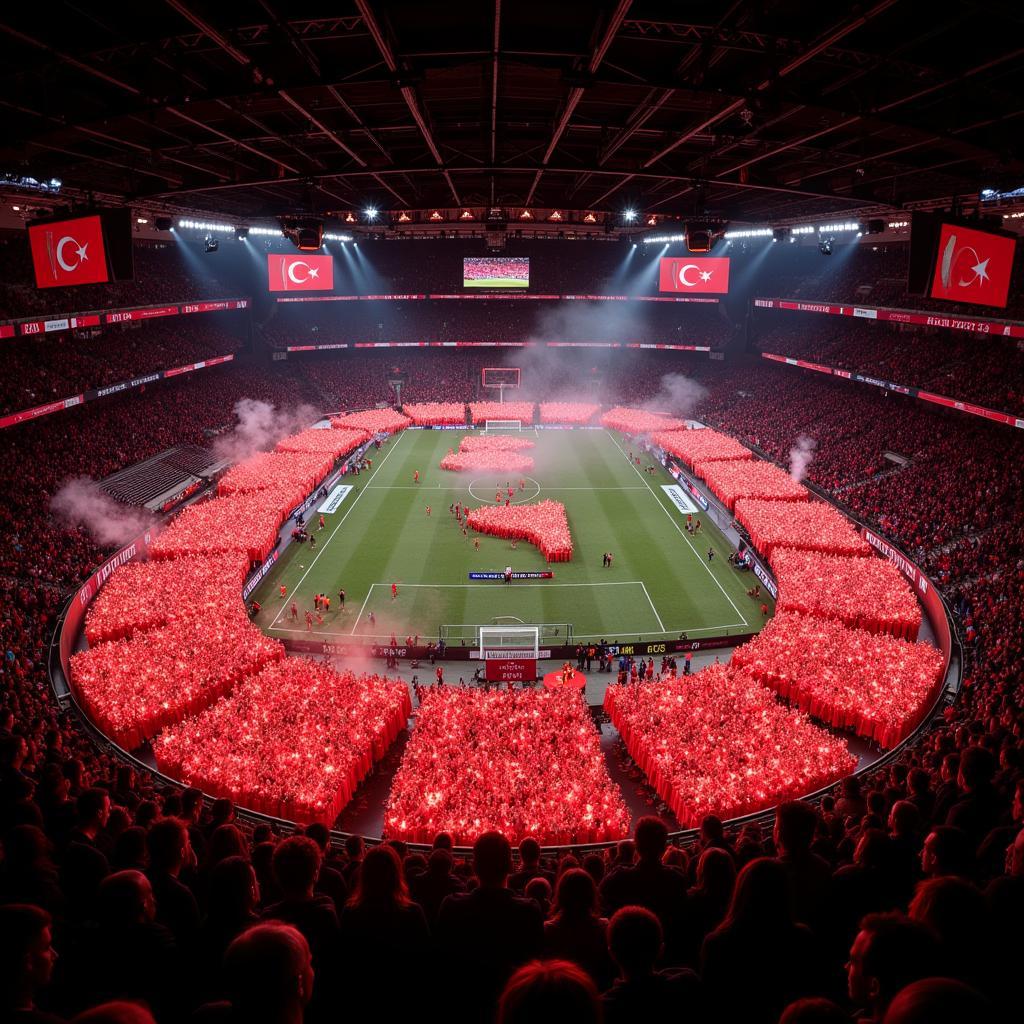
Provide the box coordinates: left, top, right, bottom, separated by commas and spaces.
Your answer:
304, 610, 313, 631
279, 584, 287, 600
426, 506, 431, 516
413, 470, 420, 484
391, 582, 398, 600
519, 478, 525, 491
290, 602, 298, 622
507, 487, 514, 499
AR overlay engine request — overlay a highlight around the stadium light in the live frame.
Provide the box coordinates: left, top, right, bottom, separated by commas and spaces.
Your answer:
816, 221, 861, 233
623, 209, 637, 222
723, 228, 772, 239
365, 207, 379, 220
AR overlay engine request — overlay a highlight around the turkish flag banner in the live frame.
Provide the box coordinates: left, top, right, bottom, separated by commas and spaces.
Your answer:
930, 223, 1016, 309
658, 257, 730, 294
267, 253, 334, 292
28, 215, 109, 289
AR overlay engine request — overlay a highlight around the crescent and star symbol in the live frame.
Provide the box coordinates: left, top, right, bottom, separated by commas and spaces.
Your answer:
678, 264, 713, 287
56, 236, 89, 273
286, 260, 320, 284
954, 246, 990, 288
940, 236, 993, 292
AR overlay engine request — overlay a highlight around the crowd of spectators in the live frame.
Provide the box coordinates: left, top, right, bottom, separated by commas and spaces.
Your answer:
0, 242, 239, 322
0, 317, 246, 415
755, 315, 1024, 417
261, 299, 730, 350
1, 244, 1024, 1021
756, 240, 1024, 318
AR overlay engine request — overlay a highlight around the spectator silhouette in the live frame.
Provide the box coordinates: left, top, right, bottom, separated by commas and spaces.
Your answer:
61, 788, 111, 922
338, 845, 431, 1017
497, 959, 601, 1024
72, 1002, 156, 1024
196, 857, 260, 1001
541, 868, 615, 990
194, 922, 313, 1024
602, 906, 701, 1024
774, 800, 832, 933
701, 857, 825, 1024
145, 818, 199, 949
409, 848, 466, 925
845, 911, 939, 1024
881, 977, 991, 1024
436, 831, 543, 1021
260, 836, 339, 971
0, 904, 62, 1024
599, 816, 688, 963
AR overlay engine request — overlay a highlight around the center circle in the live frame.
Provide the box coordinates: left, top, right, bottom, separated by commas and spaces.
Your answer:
466, 476, 542, 504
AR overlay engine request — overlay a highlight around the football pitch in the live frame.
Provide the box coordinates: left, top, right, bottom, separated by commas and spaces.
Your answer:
251, 428, 772, 644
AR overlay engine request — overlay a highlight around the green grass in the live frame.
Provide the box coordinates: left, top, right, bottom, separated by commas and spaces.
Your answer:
462, 278, 529, 288
251, 428, 772, 644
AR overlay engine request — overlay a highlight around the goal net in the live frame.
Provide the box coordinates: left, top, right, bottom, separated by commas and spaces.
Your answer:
439, 622, 572, 647
479, 625, 540, 661
484, 419, 522, 433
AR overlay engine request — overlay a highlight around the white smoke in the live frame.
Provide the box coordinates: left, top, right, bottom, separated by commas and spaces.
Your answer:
788, 433, 817, 483
213, 398, 320, 463
51, 477, 156, 547
642, 372, 709, 420
530, 301, 636, 347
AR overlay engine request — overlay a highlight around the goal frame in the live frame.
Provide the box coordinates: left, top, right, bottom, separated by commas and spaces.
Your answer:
481, 367, 521, 390
484, 419, 523, 432
438, 622, 573, 647
478, 625, 540, 661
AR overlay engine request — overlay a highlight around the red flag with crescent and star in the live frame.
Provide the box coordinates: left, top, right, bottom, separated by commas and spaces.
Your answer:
267, 253, 334, 292
929, 223, 1016, 309
28, 215, 109, 289
658, 256, 730, 294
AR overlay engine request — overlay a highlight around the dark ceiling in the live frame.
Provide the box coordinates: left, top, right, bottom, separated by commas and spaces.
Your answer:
1, 1, 1022, 224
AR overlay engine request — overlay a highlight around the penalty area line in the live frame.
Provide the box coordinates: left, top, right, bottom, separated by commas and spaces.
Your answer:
639, 581, 666, 632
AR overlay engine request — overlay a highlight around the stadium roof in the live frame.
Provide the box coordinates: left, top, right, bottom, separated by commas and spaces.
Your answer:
1, 1, 1021, 227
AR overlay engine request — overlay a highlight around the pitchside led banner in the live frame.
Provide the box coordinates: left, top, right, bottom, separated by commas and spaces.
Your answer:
267, 253, 334, 292
929, 223, 1016, 309
28, 215, 109, 289
658, 257, 730, 294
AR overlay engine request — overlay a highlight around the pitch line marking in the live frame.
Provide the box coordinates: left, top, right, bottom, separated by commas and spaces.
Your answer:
269, 621, 747, 640
604, 429, 749, 627
361, 580, 656, 589
350, 587, 375, 636
269, 430, 408, 628
364, 485, 648, 490
639, 581, 666, 632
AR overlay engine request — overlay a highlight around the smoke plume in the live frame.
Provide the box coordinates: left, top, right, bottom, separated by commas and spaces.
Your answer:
788, 433, 817, 483
213, 398, 320, 463
642, 372, 709, 420
51, 477, 156, 547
